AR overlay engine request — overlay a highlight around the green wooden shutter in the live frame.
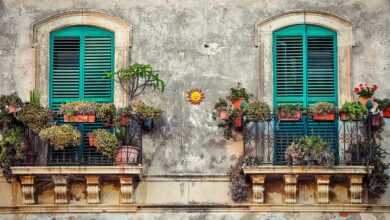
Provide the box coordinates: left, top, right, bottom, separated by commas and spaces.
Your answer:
273, 24, 338, 164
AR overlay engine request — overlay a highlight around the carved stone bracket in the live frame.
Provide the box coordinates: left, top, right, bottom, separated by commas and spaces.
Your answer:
349, 175, 363, 204
284, 174, 298, 204
316, 175, 330, 204
119, 176, 134, 204
52, 175, 68, 204
86, 176, 100, 204
20, 176, 35, 204
250, 175, 266, 203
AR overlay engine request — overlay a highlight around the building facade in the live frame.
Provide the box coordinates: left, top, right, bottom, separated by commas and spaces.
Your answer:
0, 0, 390, 219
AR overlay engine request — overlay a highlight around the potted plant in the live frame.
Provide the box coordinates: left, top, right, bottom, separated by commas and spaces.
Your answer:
376, 98, 390, 118
92, 129, 118, 158
96, 103, 116, 127
214, 98, 229, 120
285, 136, 335, 166
115, 127, 140, 164
60, 102, 97, 123
339, 102, 368, 121
277, 104, 303, 121
0, 93, 23, 113
353, 83, 378, 106
228, 83, 250, 110
39, 125, 81, 150
309, 102, 336, 121
132, 101, 162, 131
243, 101, 271, 121
117, 106, 133, 126
16, 104, 51, 133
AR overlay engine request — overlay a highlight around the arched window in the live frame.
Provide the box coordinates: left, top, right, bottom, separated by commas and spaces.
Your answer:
273, 24, 338, 163
49, 25, 115, 108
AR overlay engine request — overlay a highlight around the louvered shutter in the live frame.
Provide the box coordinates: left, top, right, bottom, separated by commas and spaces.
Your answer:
50, 37, 81, 109
273, 25, 338, 164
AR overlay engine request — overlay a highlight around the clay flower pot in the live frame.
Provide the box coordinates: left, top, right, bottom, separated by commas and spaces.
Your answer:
278, 111, 302, 121
313, 112, 336, 121
233, 117, 242, 128
339, 112, 350, 121
88, 133, 96, 147
219, 110, 229, 120
358, 96, 373, 106
64, 114, 95, 123
6, 105, 17, 113
120, 114, 130, 126
232, 98, 245, 110
383, 107, 390, 118
115, 146, 140, 165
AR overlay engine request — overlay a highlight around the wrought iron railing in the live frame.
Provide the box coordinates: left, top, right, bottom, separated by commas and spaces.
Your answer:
15, 117, 143, 166
243, 113, 379, 165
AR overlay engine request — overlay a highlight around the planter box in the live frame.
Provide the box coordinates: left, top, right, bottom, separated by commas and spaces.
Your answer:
64, 114, 96, 123
313, 112, 336, 121
278, 111, 302, 121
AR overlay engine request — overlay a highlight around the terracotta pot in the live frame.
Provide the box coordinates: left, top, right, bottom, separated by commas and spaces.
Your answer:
115, 146, 140, 165
371, 114, 382, 127
6, 105, 17, 113
358, 96, 373, 106
339, 112, 350, 121
64, 114, 94, 122
120, 115, 130, 126
313, 112, 336, 121
233, 117, 242, 128
219, 110, 229, 120
87, 115, 96, 123
232, 98, 245, 110
278, 111, 302, 121
88, 133, 96, 147
383, 107, 390, 118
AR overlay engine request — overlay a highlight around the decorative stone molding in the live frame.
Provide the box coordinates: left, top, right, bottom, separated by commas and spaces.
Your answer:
31, 10, 132, 107
283, 174, 298, 204
20, 176, 35, 204
119, 176, 134, 204
316, 175, 330, 204
86, 176, 100, 204
250, 175, 266, 203
52, 175, 68, 204
349, 175, 364, 204
255, 10, 353, 106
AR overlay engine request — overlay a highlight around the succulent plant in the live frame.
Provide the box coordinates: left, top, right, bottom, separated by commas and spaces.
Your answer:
132, 101, 162, 119
92, 129, 118, 158
16, 104, 51, 133
96, 103, 116, 125
243, 101, 271, 121
39, 125, 81, 150
59, 102, 97, 116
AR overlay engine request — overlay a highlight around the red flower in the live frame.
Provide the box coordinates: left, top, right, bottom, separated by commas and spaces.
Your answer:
373, 84, 378, 91
359, 84, 363, 88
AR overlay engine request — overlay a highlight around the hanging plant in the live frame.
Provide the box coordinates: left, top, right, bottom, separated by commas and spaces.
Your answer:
96, 103, 116, 127
39, 125, 81, 150
92, 129, 118, 158
228, 83, 251, 110
0, 93, 23, 113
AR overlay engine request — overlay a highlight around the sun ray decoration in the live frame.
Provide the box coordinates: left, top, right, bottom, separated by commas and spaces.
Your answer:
187, 89, 205, 105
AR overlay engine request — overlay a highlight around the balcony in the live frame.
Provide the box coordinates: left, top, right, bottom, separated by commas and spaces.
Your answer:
10, 118, 143, 205
241, 114, 378, 204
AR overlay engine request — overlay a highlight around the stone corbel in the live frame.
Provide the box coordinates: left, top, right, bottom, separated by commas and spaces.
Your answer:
250, 175, 266, 203
284, 174, 298, 204
349, 175, 363, 204
119, 176, 134, 203
86, 176, 100, 204
20, 176, 35, 204
52, 175, 68, 204
316, 175, 330, 204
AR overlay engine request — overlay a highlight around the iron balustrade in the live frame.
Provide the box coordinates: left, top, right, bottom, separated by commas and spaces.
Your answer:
243, 113, 379, 165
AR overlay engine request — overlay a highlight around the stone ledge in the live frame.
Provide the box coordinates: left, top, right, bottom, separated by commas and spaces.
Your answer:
1, 204, 390, 214
11, 165, 143, 176
243, 165, 372, 175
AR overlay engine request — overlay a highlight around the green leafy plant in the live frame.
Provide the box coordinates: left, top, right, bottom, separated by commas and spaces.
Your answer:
16, 104, 51, 133
228, 156, 249, 202
39, 125, 81, 150
285, 136, 335, 166
308, 102, 336, 115
228, 83, 251, 101
277, 104, 303, 116
339, 102, 368, 120
59, 102, 97, 116
375, 98, 390, 111
0, 93, 23, 113
29, 90, 41, 106
106, 63, 166, 102
96, 103, 116, 125
243, 101, 271, 121
132, 101, 162, 119
93, 129, 118, 158
214, 98, 228, 111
